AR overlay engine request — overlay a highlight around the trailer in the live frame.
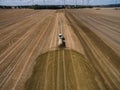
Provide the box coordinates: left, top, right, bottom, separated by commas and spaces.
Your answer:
58, 34, 65, 48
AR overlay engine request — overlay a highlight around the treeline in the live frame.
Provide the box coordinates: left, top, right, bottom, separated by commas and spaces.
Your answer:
0, 6, 31, 9
94, 4, 120, 7
0, 4, 120, 9
0, 5, 93, 9
31, 5, 93, 9
31, 5, 64, 9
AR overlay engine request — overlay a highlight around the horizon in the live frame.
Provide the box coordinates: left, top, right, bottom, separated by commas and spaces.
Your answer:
0, 0, 120, 6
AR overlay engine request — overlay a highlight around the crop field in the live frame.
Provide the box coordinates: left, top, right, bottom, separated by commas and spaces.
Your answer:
0, 9, 120, 90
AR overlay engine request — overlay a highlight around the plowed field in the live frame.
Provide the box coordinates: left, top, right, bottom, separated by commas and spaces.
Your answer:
0, 9, 120, 90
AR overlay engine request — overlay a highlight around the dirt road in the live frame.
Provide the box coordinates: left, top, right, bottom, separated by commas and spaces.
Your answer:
0, 9, 120, 90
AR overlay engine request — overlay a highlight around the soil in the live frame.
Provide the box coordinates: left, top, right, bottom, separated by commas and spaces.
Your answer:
0, 9, 120, 90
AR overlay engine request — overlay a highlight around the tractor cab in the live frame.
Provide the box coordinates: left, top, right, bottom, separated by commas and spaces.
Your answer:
58, 34, 65, 40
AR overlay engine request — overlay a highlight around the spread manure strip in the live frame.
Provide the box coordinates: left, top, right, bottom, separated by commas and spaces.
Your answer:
25, 49, 98, 90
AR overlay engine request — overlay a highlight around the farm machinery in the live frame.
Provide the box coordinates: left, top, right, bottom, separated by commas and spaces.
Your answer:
58, 34, 66, 48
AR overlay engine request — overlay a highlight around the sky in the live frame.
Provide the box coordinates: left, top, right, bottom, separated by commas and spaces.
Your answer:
0, 0, 120, 6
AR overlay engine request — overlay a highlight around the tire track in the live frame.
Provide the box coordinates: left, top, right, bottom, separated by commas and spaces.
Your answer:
0, 10, 38, 29
56, 49, 60, 90
0, 14, 51, 64
68, 10, 120, 55
56, 13, 61, 89
0, 13, 53, 89
0, 10, 37, 30
11, 14, 54, 90
0, 11, 48, 41
65, 10, 120, 89
0, 20, 47, 89
25, 13, 56, 90
62, 49, 67, 90
43, 14, 57, 90
67, 23, 80, 90
0, 11, 52, 53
